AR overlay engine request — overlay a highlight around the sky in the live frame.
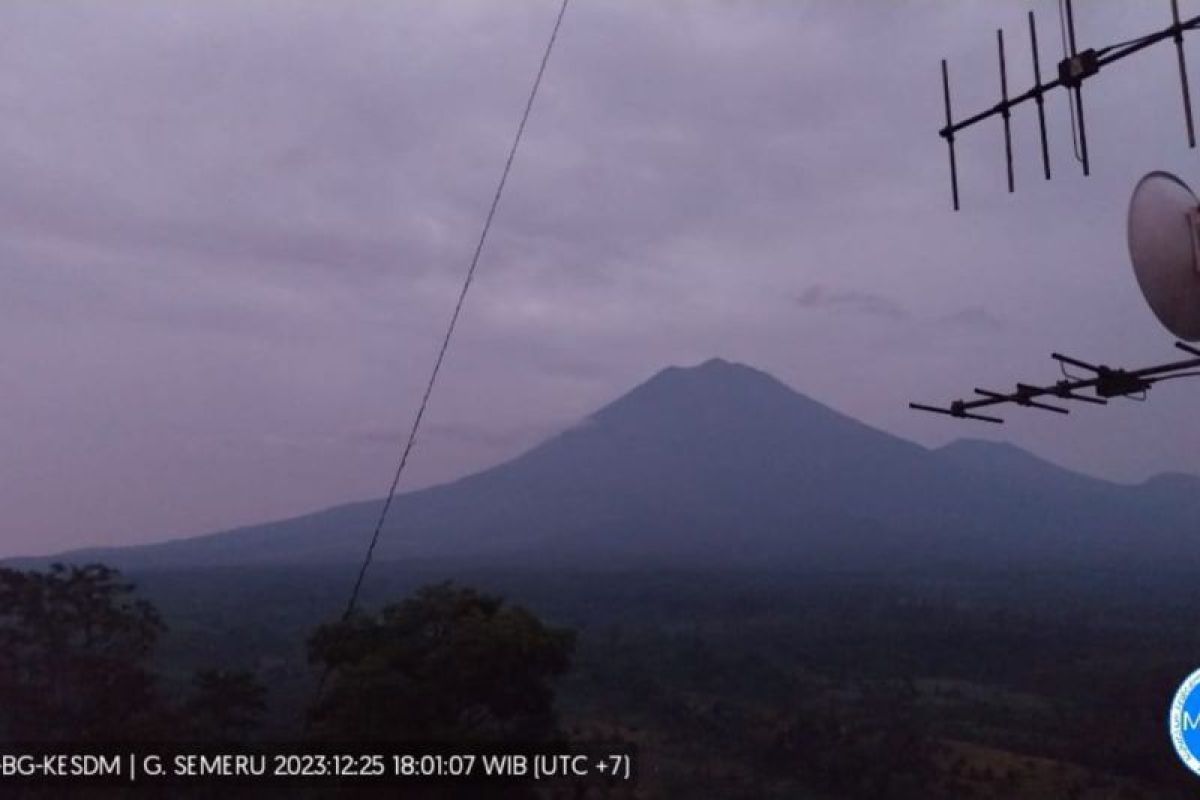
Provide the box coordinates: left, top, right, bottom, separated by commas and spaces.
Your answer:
4, 1, 1200, 557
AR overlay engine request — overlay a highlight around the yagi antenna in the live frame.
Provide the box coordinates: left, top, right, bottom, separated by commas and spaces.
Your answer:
941, 0, 1200, 209
910, 169, 1200, 425
910, 343, 1200, 424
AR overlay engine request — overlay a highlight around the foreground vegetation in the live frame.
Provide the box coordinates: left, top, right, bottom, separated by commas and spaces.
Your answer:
5, 560, 1200, 797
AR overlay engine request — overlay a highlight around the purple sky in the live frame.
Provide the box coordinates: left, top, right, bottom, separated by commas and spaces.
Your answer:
4, 1, 1200, 557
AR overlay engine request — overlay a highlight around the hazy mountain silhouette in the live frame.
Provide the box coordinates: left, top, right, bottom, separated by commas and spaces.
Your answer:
34, 359, 1200, 570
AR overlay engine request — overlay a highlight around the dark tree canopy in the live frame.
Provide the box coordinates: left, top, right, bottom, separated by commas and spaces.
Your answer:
185, 669, 268, 742
0, 563, 165, 741
307, 582, 575, 743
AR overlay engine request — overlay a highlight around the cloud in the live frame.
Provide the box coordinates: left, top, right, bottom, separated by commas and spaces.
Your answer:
795, 284, 910, 320
939, 306, 1007, 333
3, 1, 1199, 555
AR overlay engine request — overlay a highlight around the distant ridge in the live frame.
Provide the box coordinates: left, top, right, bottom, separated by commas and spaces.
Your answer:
22, 359, 1200, 572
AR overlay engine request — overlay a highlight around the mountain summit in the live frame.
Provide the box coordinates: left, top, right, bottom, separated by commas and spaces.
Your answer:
39, 359, 1200, 571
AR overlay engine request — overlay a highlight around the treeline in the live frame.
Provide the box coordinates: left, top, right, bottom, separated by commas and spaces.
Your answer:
0, 563, 575, 746
7, 561, 1200, 797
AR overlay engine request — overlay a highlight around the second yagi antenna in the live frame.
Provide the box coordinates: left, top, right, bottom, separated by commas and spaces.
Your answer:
941, 0, 1200, 210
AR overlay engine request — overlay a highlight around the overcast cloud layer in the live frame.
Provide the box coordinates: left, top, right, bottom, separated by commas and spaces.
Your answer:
4, 1, 1199, 556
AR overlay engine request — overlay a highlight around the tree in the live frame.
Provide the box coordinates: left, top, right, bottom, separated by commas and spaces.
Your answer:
184, 669, 268, 741
0, 563, 165, 741
307, 582, 575, 743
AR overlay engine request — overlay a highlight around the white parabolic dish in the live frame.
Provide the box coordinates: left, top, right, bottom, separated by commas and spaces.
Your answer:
1127, 170, 1200, 341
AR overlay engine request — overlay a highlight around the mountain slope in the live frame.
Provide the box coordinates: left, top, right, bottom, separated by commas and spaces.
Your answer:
34, 359, 1200, 571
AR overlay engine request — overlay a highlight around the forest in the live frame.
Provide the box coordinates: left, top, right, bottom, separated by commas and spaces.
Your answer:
4, 559, 1199, 798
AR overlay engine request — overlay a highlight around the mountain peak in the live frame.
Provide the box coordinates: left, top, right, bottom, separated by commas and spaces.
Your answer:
1141, 471, 1200, 492
935, 438, 1118, 492
29, 357, 1200, 571
936, 438, 1064, 473
654, 357, 762, 377
649, 357, 788, 391
938, 438, 1028, 458
600, 357, 802, 416
694, 356, 739, 371
582, 356, 890, 449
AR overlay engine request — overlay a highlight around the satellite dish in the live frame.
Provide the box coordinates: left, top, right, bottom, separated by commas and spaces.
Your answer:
1128, 170, 1200, 341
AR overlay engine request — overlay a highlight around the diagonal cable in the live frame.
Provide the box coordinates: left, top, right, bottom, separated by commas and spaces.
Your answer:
305, 1, 571, 732
338, 0, 571, 623
339, 0, 571, 622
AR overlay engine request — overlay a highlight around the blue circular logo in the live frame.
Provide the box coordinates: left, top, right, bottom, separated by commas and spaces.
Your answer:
1170, 668, 1200, 775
